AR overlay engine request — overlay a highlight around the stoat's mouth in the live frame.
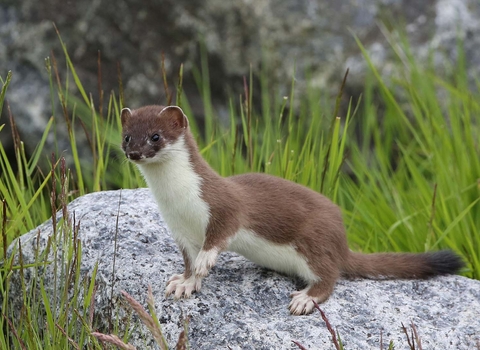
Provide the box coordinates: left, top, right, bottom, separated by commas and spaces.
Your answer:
128, 158, 148, 164
126, 154, 146, 163
128, 155, 165, 165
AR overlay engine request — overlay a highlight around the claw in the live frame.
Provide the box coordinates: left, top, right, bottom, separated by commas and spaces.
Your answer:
165, 274, 202, 299
166, 274, 183, 286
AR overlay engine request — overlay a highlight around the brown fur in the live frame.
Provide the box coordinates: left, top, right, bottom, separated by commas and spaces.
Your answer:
121, 105, 188, 161
121, 105, 465, 313
183, 131, 243, 252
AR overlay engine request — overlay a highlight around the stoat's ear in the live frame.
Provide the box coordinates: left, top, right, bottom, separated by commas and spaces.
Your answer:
159, 106, 189, 129
121, 108, 132, 125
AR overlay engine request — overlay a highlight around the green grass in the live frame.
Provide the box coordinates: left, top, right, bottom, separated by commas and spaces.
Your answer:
0, 29, 479, 349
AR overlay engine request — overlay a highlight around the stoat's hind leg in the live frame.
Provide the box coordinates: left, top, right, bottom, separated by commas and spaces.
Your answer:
165, 273, 202, 299
288, 272, 338, 315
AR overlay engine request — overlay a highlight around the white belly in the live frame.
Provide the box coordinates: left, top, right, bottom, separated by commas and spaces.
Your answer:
228, 229, 319, 283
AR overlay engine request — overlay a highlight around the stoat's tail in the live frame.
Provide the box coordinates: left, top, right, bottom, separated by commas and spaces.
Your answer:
342, 250, 464, 279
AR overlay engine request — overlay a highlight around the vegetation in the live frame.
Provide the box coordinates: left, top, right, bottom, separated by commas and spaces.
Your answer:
0, 28, 479, 348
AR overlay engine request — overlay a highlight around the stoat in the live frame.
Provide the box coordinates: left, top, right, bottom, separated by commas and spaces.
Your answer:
121, 105, 464, 315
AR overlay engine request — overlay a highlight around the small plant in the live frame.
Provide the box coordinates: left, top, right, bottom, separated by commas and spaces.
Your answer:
401, 322, 422, 350
0, 156, 103, 349
292, 304, 427, 350
292, 301, 344, 350
92, 287, 189, 350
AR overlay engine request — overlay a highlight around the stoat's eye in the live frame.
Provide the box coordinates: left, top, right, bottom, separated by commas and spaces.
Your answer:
151, 134, 160, 142
124, 135, 131, 143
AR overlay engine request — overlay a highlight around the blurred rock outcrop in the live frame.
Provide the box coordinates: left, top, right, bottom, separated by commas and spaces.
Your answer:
1, 0, 479, 156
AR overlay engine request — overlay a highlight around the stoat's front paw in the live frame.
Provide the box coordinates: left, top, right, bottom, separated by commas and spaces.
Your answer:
165, 274, 202, 299
194, 249, 218, 277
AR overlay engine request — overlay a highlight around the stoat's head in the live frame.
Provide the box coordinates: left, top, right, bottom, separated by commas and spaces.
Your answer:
121, 105, 189, 164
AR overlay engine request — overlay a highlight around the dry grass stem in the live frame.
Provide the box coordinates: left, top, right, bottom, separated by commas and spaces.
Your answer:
55, 323, 80, 350
91, 332, 136, 350
291, 340, 308, 349
313, 301, 341, 350
176, 330, 188, 350
122, 290, 167, 350
410, 322, 422, 350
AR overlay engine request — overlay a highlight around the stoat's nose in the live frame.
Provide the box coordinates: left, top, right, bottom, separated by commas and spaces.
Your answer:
127, 151, 142, 161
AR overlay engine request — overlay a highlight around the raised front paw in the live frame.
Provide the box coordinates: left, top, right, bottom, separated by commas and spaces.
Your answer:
165, 274, 202, 299
194, 249, 218, 277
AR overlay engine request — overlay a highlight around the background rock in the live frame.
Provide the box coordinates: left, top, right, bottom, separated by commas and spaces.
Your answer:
9, 188, 480, 349
1, 0, 480, 160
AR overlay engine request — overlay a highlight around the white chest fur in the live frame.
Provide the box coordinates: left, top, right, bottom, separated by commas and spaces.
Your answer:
137, 137, 210, 255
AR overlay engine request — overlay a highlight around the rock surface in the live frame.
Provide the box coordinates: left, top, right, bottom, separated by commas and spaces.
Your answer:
2, 0, 480, 156
8, 188, 480, 349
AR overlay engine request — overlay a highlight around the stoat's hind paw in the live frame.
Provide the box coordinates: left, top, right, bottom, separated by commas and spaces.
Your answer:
288, 289, 318, 315
165, 274, 202, 299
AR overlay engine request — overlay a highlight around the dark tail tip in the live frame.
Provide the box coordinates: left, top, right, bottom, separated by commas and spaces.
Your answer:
426, 250, 465, 276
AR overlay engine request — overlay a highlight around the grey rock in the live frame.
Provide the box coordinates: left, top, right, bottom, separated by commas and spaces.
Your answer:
2, 0, 480, 158
8, 188, 480, 349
